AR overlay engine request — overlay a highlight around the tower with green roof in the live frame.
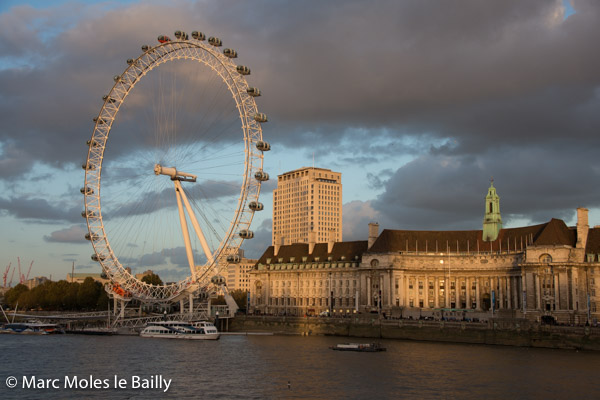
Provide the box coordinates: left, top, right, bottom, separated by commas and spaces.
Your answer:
483, 179, 502, 241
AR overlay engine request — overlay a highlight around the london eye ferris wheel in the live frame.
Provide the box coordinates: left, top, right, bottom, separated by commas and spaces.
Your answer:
81, 30, 270, 303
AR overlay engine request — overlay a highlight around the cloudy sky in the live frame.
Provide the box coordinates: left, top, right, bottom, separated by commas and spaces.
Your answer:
1, 0, 599, 283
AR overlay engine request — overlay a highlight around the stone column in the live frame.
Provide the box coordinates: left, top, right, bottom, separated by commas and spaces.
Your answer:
499, 277, 504, 310
571, 271, 578, 310
490, 276, 495, 311
366, 276, 371, 307
522, 272, 527, 311
455, 278, 460, 308
535, 274, 541, 311
380, 275, 385, 308
507, 276, 512, 310
434, 277, 440, 308
554, 273, 560, 310
466, 277, 471, 309
445, 276, 450, 308
415, 275, 421, 307
424, 275, 429, 308
389, 270, 393, 307
405, 275, 410, 307
562, 271, 570, 310
475, 278, 481, 310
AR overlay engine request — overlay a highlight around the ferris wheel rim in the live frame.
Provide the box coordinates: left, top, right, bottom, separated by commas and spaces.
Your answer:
82, 36, 266, 302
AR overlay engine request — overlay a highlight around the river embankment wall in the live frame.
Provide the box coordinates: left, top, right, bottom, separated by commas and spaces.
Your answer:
226, 316, 600, 351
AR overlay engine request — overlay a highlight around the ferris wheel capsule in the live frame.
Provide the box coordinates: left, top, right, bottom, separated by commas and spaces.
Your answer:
102, 95, 116, 104
236, 65, 250, 75
208, 36, 222, 46
86, 139, 98, 147
85, 233, 99, 241
91, 254, 106, 262
254, 113, 268, 123
226, 254, 241, 263
174, 30, 188, 40
247, 87, 261, 97
191, 31, 206, 40
210, 275, 226, 285
141, 45, 150, 52
256, 141, 271, 151
158, 35, 171, 43
82, 162, 95, 171
248, 201, 264, 211
254, 171, 269, 181
223, 48, 237, 58
80, 186, 94, 195
81, 210, 97, 218
238, 230, 254, 239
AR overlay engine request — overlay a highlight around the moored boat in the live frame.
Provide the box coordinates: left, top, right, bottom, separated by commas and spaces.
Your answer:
1, 321, 65, 335
330, 343, 386, 352
140, 320, 220, 340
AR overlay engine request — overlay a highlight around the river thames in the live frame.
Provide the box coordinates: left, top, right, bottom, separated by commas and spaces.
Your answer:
0, 334, 598, 399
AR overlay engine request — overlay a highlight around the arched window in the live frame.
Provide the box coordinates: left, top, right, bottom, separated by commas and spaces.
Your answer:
489, 202, 493, 213
539, 254, 552, 264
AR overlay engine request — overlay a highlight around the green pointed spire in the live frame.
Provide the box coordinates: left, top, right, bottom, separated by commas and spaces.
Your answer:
483, 178, 502, 242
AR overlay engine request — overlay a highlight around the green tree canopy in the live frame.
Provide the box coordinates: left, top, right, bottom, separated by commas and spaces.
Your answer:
141, 273, 163, 286
77, 277, 102, 310
4, 284, 29, 308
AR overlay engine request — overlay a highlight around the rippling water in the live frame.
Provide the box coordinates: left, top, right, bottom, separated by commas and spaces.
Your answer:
0, 334, 598, 399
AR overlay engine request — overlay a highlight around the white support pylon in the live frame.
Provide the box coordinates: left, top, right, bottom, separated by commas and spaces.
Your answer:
174, 184, 197, 282
175, 180, 215, 267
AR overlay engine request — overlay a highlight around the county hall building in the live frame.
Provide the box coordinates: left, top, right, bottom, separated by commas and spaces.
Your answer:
249, 182, 600, 325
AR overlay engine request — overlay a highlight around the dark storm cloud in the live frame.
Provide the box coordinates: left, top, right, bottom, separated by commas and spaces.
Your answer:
106, 179, 241, 219
0, 195, 81, 223
1, 0, 599, 233
44, 224, 87, 244
117, 246, 203, 271
3, 1, 599, 177
372, 145, 600, 230
240, 218, 272, 259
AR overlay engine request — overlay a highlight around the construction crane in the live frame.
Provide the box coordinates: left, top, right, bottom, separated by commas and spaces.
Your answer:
26, 261, 33, 282
2, 263, 11, 287
8, 268, 15, 287
16, 258, 34, 285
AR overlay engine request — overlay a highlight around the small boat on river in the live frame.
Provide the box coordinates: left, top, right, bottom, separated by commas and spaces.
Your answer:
140, 320, 220, 340
1, 321, 65, 335
330, 343, 386, 352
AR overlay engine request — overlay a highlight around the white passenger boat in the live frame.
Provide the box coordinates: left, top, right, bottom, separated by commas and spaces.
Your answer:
140, 321, 220, 340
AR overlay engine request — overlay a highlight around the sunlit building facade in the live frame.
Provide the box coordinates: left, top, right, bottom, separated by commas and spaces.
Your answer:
272, 167, 342, 246
251, 183, 600, 324
225, 250, 256, 292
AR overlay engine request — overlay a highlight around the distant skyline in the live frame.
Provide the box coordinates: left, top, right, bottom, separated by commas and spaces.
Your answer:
1, 0, 599, 283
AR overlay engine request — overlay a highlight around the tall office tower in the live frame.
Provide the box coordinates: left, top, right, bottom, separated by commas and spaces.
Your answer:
272, 167, 342, 245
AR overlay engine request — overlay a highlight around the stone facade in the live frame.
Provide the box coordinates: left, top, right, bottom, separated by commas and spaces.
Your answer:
250, 185, 600, 324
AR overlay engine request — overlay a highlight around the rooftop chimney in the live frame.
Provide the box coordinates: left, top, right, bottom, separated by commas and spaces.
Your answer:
308, 231, 316, 255
327, 230, 335, 253
576, 207, 589, 250
368, 222, 379, 249
274, 235, 285, 257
